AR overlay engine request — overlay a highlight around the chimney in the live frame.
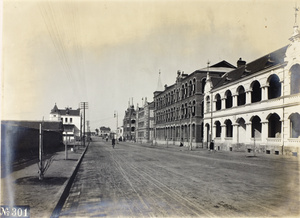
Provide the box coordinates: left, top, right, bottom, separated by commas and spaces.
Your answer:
237, 58, 246, 68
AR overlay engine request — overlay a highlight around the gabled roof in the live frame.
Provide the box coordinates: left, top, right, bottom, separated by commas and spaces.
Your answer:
213, 45, 288, 89
211, 60, 237, 69
50, 104, 80, 116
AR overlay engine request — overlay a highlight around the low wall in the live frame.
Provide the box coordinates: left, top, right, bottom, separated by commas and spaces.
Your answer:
1, 123, 64, 165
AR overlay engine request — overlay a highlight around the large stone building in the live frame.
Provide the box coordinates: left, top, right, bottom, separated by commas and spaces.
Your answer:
203, 20, 300, 156
123, 103, 136, 141
153, 62, 236, 148
136, 98, 155, 143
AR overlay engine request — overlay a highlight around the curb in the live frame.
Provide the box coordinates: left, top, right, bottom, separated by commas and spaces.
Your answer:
50, 142, 90, 218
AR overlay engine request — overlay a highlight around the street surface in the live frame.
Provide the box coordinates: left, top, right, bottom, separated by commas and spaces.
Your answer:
60, 137, 299, 217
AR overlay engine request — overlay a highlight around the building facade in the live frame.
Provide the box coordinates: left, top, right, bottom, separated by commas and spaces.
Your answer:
50, 104, 81, 141
123, 104, 136, 141
153, 62, 236, 148
203, 23, 300, 156
99, 126, 111, 138
136, 98, 155, 143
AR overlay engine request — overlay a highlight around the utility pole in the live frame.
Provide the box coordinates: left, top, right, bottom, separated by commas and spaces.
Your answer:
80, 102, 88, 147
38, 121, 44, 180
115, 111, 118, 143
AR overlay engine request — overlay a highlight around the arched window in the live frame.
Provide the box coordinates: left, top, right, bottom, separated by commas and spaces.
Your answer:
215, 121, 221, 137
206, 96, 210, 113
182, 85, 185, 99
225, 90, 232, 108
251, 116, 261, 138
268, 74, 281, 99
201, 101, 204, 117
193, 78, 196, 95
215, 94, 221, 110
185, 83, 188, 98
189, 80, 193, 96
192, 100, 196, 116
289, 113, 300, 138
225, 119, 233, 137
202, 78, 206, 93
251, 81, 261, 103
237, 86, 246, 106
268, 113, 281, 138
290, 64, 300, 94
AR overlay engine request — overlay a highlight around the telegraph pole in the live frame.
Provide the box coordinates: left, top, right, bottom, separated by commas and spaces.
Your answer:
38, 121, 44, 180
80, 102, 88, 147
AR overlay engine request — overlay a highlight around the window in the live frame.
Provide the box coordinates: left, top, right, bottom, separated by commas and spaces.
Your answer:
268, 113, 281, 138
225, 90, 232, 108
251, 116, 262, 138
237, 86, 246, 106
201, 78, 206, 93
251, 81, 261, 103
70, 118, 73, 123
268, 75, 281, 99
65, 118, 68, 123
215, 121, 221, 137
206, 96, 210, 113
290, 64, 300, 94
225, 120, 233, 137
289, 113, 300, 138
215, 94, 221, 110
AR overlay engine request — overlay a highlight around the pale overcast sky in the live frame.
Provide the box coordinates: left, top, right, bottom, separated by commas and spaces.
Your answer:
1, 0, 297, 130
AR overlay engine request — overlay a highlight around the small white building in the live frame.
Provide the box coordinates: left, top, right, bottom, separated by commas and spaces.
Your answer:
50, 104, 81, 142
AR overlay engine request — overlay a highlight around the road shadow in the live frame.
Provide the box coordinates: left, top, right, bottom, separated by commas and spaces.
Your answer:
14, 176, 68, 185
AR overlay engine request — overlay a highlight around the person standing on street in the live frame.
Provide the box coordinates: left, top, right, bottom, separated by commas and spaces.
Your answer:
112, 138, 115, 148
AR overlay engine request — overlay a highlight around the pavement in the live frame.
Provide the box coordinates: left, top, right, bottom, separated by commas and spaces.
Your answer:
0, 143, 88, 218
1, 139, 298, 218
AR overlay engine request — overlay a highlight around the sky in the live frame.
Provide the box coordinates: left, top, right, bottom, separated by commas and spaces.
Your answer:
1, 0, 297, 131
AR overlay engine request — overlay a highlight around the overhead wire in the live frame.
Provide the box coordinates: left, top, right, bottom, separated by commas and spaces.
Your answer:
38, 0, 84, 102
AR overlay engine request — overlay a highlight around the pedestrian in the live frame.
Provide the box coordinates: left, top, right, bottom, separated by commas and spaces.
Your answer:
209, 140, 214, 151
112, 138, 115, 148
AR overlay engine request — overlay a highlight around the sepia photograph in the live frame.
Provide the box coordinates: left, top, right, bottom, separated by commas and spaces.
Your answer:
1, 0, 300, 217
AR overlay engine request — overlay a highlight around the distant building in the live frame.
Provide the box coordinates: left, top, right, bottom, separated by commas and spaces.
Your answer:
99, 126, 111, 138
203, 18, 300, 156
123, 103, 136, 141
136, 98, 154, 143
50, 104, 81, 142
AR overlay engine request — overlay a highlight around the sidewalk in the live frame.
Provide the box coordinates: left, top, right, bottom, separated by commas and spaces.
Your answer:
1, 144, 88, 218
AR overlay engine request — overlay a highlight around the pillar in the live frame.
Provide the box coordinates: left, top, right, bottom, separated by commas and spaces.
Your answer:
261, 121, 268, 143
232, 95, 238, 107
232, 124, 238, 144
246, 90, 251, 104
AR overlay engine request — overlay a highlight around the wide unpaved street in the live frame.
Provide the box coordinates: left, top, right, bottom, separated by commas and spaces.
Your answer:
60, 137, 299, 217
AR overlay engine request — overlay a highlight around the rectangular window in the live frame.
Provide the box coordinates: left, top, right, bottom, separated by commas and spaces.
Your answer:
65, 118, 68, 123
70, 118, 73, 123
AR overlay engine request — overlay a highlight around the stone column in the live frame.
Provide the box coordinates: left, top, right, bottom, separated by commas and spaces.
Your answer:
261, 121, 268, 143
221, 98, 226, 109
246, 90, 251, 104
221, 124, 226, 142
213, 100, 216, 111
261, 85, 269, 101
232, 124, 239, 144
245, 122, 252, 144
232, 95, 238, 107
212, 124, 216, 141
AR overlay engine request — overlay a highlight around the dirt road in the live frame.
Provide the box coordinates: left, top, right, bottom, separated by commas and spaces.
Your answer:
60, 137, 299, 217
